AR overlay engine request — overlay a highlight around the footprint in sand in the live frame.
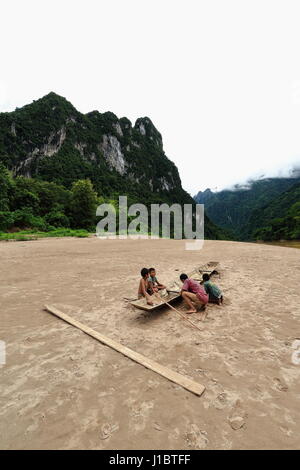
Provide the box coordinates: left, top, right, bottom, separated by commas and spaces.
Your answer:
273, 377, 288, 392
213, 392, 231, 410
279, 425, 293, 437
228, 400, 247, 431
128, 401, 155, 431
99, 422, 119, 440
184, 424, 208, 449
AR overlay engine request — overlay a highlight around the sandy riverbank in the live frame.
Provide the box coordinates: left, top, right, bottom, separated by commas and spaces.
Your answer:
0, 237, 299, 449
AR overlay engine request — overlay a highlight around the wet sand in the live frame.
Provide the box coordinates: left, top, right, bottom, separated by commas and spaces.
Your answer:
260, 240, 300, 250
0, 237, 299, 449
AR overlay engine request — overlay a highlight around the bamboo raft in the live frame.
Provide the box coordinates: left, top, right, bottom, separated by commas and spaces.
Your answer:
131, 261, 219, 311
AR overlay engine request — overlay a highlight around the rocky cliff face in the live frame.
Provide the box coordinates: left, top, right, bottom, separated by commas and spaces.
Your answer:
0, 92, 182, 198
100, 134, 126, 175
15, 126, 67, 177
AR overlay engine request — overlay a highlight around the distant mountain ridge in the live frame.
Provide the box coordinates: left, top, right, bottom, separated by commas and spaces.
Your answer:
194, 175, 300, 240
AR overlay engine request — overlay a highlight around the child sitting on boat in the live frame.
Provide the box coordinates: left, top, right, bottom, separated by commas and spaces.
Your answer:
202, 273, 223, 304
148, 267, 166, 293
138, 268, 154, 305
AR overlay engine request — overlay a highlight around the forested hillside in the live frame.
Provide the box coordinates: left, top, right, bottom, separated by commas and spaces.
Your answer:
194, 176, 300, 240
247, 182, 300, 241
0, 93, 226, 239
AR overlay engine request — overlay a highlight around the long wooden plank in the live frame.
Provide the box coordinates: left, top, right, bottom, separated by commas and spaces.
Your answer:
44, 304, 205, 397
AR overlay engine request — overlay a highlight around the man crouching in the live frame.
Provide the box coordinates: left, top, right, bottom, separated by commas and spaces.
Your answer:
180, 273, 208, 316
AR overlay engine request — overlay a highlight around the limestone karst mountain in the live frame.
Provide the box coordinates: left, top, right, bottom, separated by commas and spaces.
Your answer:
0, 92, 227, 238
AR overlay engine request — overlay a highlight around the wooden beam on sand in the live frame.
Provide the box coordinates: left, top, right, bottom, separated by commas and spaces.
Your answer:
44, 304, 205, 397
164, 302, 203, 332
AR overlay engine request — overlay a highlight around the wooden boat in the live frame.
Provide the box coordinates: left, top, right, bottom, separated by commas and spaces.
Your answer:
131, 261, 219, 311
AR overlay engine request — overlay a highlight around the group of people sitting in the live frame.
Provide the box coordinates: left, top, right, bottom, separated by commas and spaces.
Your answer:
138, 267, 223, 314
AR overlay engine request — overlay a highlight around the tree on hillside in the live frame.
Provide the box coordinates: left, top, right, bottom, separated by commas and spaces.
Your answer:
70, 179, 97, 230
10, 177, 40, 213
0, 164, 14, 211
288, 201, 300, 217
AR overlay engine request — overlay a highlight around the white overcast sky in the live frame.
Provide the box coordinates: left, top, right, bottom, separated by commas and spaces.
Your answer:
1, 0, 300, 195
